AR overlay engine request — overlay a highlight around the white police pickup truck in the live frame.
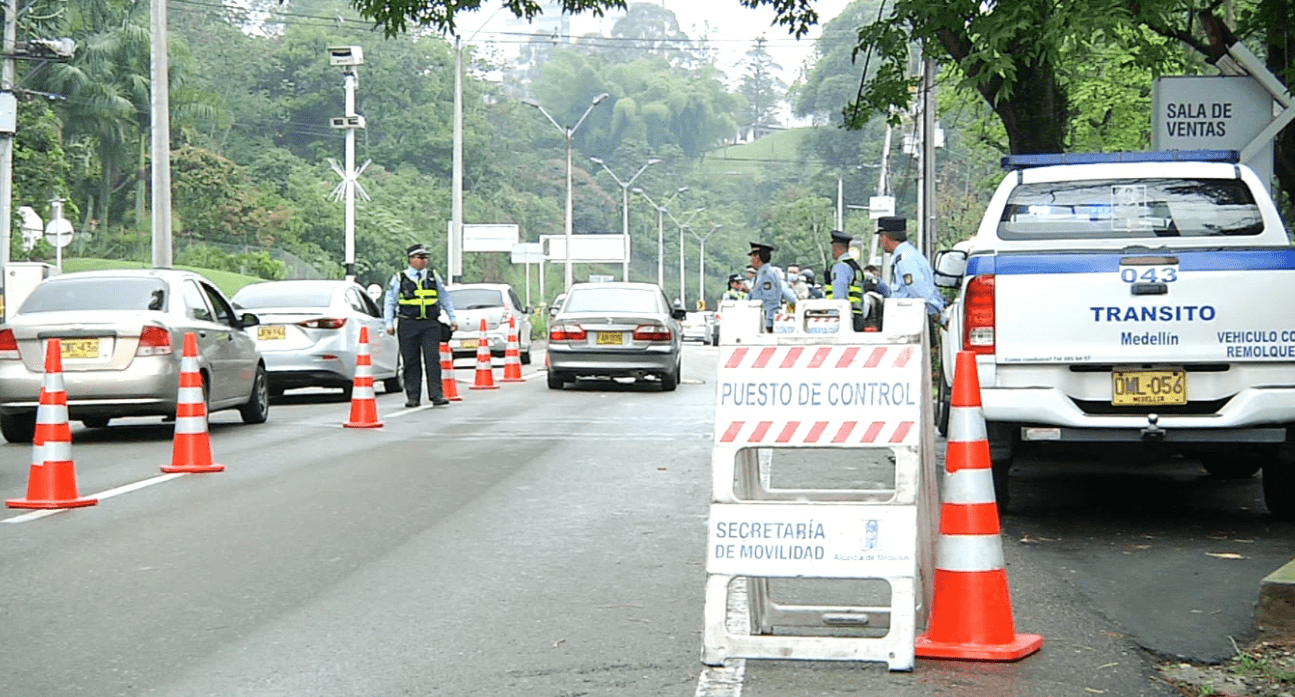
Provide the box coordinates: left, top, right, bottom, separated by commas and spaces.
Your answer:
934, 150, 1294, 518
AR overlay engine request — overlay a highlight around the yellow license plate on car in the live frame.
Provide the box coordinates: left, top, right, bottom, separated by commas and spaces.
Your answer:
258, 325, 287, 340
61, 338, 99, 359
461, 339, 478, 349
597, 332, 623, 345
1112, 370, 1186, 406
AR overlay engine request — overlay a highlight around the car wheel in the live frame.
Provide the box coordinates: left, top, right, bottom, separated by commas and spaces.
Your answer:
521, 349, 532, 365
661, 359, 680, 392
1263, 460, 1295, 520
0, 412, 36, 443
711, 332, 719, 347
1202, 455, 1263, 480
987, 421, 1016, 512
81, 417, 111, 429
238, 364, 270, 424
935, 374, 951, 438
383, 354, 404, 394
546, 370, 565, 390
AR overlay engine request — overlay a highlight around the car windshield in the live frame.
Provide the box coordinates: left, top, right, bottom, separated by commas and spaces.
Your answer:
450, 288, 504, 309
21, 277, 168, 313
564, 288, 660, 314
998, 178, 1264, 239
233, 284, 333, 309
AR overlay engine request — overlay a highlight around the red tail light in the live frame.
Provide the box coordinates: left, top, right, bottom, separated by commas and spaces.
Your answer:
549, 322, 587, 342
633, 325, 672, 342
137, 326, 173, 356
298, 318, 347, 329
963, 275, 995, 354
0, 329, 18, 360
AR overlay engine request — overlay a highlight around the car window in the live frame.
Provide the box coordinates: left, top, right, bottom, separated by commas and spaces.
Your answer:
233, 284, 333, 309
182, 281, 214, 321
20, 277, 168, 314
200, 283, 236, 325
449, 288, 504, 309
358, 290, 381, 317
508, 289, 523, 311
344, 288, 370, 315
998, 178, 1263, 240
564, 288, 661, 314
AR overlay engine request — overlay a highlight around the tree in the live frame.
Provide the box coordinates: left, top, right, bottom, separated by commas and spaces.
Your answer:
737, 37, 785, 141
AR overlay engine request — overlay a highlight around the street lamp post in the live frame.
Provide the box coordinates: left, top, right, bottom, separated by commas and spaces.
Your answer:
667, 206, 705, 305
632, 186, 687, 289
590, 156, 660, 281
523, 92, 610, 292
691, 223, 722, 309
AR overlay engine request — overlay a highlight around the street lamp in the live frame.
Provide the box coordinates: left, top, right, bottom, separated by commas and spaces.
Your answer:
523, 92, 610, 291
691, 223, 722, 309
631, 186, 687, 288
590, 156, 660, 281
667, 206, 705, 305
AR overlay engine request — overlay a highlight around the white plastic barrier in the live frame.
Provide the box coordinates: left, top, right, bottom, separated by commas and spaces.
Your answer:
702, 298, 939, 671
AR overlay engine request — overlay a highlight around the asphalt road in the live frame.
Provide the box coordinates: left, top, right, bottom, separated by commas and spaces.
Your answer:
1, 342, 1290, 697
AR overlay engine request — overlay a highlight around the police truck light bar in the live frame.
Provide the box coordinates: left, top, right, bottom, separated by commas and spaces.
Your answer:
1001, 150, 1240, 170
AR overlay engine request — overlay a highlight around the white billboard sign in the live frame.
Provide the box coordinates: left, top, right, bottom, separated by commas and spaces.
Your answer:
868, 195, 895, 219
1152, 75, 1274, 192
541, 234, 627, 263
461, 223, 520, 252
510, 242, 544, 264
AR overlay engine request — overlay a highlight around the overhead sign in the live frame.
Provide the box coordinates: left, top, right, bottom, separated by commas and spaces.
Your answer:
541, 234, 627, 263
510, 242, 544, 264
869, 196, 896, 219
460, 223, 520, 252
1152, 75, 1273, 191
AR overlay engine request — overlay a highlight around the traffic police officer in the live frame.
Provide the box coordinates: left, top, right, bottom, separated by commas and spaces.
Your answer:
384, 243, 458, 408
722, 274, 747, 302
746, 241, 797, 332
825, 229, 867, 330
878, 216, 944, 318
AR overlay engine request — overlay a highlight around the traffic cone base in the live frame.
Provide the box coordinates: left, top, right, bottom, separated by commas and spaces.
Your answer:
7, 339, 100, 510
440, 342, 463, 401
916, 350, 1042, 662
7, 463, 98, 508
163, 333, 226, 473
344, 326, 383, 428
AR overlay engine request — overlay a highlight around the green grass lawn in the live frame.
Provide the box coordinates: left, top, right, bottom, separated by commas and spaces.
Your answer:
699, 128, 815, 177
59, 258, 272, 298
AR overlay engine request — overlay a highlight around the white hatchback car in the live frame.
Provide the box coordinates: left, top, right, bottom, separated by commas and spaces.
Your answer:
446, 283, 532, 363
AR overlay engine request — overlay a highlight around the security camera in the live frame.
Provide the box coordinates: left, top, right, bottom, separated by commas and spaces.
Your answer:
328, 46, 364, 67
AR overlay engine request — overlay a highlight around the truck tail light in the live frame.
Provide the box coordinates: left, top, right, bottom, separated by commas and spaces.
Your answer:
136, 326, 174, 356
0, 329, 18, 360
633, 324, 672, 342
549, 322, 587, 342
963, 275, 995, 354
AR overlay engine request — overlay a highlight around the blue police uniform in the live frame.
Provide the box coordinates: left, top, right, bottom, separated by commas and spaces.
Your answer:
383, 245, 458, 406
889, 239, 944, 317
749, 263, 797, 330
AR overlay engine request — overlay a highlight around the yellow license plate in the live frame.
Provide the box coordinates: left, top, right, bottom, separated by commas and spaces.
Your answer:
461, 339, 478, 349
258, 325, 287, 340
61, 338, 99, 359
597, 331, 623, 345
1112, 370, 1187, 406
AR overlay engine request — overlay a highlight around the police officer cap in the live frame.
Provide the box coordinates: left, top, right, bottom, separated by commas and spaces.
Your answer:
749, 241, 775, 254
878, 217, 907, 237
727, 273, 743, 284
407, 243, 430, 257
801, 268, 815, 281
829, 230, 853, 245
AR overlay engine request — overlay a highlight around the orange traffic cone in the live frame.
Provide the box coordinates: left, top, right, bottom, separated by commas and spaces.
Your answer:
7, 340, 98, 509
469, 319, 498, 390
439, 342, 462, 402
161, 333, 225, 473
344, 326, 383, 428
914, 351, 1042, 661
501, 315, 524, 383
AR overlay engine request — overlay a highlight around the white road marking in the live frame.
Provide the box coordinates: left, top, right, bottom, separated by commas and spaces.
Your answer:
3, 473, 186, 524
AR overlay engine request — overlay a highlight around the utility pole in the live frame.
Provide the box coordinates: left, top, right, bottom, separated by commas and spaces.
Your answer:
451, 37, 463, 282
327, 46, 368, 282
921, 53, 937, 259
0, 0, 16, 289
150, 0, 173, 268
590, 157, 659, 281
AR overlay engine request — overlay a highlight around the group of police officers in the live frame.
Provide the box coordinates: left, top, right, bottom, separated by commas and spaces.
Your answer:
726, 215, 944, 333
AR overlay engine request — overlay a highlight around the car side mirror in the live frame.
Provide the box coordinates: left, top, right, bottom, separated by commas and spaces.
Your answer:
672, 308, 687, 321
239, 312, 261, 328
933, 249, 968, 289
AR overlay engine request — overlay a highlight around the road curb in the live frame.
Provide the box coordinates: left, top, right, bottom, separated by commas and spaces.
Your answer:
1256, 557, 1295, 638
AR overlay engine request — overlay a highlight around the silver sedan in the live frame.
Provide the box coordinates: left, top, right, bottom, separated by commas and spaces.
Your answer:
0, 269, 270, 442
231, 279, 402, 397
546, 282, 686, 391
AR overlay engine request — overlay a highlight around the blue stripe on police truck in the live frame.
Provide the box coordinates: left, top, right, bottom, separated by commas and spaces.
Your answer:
964, 248, 1295, 276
